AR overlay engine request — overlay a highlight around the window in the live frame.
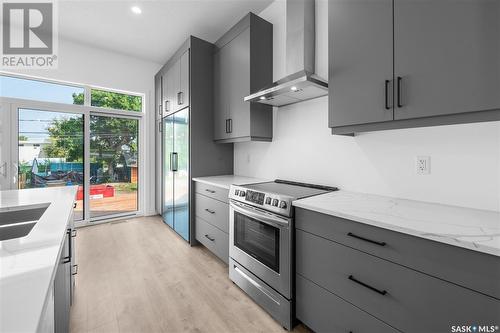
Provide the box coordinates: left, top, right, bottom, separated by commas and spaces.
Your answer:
1, 75, 84, 105
2, 73, 144, 225
90, 89, 142, 112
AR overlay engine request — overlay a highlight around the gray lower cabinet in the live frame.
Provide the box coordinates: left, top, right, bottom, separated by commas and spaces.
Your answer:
295, 209, 500, 333
194, 182, 230, 263
54, 228, 72, 333
195, 217, 229, 264
329, 0, 500, 135
213, 13, 273, 143
296, 274, 400, 333
195, 193, 229, 233
295, 208, 500, 299
194, 181, 230, 204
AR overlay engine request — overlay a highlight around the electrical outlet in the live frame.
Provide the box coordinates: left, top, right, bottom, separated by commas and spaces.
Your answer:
415, 156, 430, 175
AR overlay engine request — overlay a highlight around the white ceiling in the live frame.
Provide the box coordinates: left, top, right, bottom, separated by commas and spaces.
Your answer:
58, 0, 274, 64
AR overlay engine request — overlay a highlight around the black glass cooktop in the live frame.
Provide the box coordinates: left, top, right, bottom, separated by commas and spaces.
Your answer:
243, 179, 338, 200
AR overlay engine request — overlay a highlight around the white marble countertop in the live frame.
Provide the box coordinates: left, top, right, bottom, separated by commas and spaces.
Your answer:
0, 186, 77, 333
293, 191, 500, 257
192, 175, 269, 190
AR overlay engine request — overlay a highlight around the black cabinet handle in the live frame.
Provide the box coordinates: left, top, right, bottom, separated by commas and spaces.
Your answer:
73, 202, 77, 208
348, 275, 387, 295
225, 119, 229, 133
384, 80, 391, 110
228, 118, 232, 133
72, 264, 78, 276
178, 92, 184, 105
205, 234, 215, 242
397, 76, 403, 108
205, 189, 216, 194
205, 208, 215, 214
347, 232, 386, 246
63, 228, 72, 264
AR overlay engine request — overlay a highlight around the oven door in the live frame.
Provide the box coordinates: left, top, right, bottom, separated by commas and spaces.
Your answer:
229, 200, 292, 298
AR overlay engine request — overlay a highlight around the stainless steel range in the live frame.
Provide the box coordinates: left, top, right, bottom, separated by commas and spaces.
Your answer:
228, 179, 338, 330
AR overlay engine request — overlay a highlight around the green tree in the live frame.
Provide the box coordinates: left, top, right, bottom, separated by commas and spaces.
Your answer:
43, 117, 84, 161
72, 90, 142, 112
18, 135, 28, 141
43, 90, 139, 180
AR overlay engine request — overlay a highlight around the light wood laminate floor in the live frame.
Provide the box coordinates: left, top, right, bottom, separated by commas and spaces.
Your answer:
70, 216, 310, 333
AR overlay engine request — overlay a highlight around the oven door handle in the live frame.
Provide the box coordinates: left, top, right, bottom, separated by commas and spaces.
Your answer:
230, 201, 290, 228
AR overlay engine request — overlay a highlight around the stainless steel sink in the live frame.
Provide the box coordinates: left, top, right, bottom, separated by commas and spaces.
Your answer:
0, 203, 50, 241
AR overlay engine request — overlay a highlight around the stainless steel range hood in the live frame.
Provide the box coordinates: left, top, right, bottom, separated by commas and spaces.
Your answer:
244, 0, 327, 107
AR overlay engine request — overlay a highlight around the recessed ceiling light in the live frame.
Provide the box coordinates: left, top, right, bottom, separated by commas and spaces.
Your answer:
290, 86, 298, 91
131, 6, 142, 14
259, 96, 267, 100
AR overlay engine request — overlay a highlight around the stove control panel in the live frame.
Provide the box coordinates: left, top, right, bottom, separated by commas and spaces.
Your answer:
229, 185, 294, 217
245, 190, 265, 205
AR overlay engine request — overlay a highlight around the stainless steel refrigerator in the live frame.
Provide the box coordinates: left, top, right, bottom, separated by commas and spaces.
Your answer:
162, 107, 189, 241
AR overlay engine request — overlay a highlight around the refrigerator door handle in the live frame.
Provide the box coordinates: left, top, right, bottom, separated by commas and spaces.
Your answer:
172, 152, 178, 172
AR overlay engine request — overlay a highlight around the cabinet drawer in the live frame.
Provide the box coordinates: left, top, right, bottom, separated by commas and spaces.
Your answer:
195, 217, 228, 264
195, 193, 229, 233
296, 274, 399, 333
296, 208, 500, 299
194, 182, 229, 204
296, 229, 500, 333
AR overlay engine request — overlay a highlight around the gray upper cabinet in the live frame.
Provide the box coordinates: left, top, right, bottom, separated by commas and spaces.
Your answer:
329, 0, 500, 135
178, 50, 190, 111
162, 50, 190, 116
155, 75, 162, 120
214, 44, 230, 141
227, 28, 251, 139
213, 13, 273, 143
329, 0, 394, 127
394, 0, 500, 120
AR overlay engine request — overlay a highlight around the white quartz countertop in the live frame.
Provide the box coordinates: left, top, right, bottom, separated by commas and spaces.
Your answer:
0, 186, 77, 333
293, 191, 500, 257
192, 175, 269, 189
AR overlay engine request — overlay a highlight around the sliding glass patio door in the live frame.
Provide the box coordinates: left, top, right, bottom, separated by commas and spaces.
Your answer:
17, 108, 85, 220
12, 106, 140, 223
89, 115, 138, 219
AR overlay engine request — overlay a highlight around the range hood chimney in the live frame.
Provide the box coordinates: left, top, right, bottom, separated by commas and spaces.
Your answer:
244, 0, 328, 107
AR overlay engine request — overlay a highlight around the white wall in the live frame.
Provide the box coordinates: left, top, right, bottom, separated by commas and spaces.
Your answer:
234, 0, 500, 211
9, 38, 162, 216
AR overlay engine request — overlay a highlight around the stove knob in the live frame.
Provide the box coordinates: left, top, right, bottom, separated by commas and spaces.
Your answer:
279, 201, 287, 209
272, 199, 279, 207
234, 190, 240, 196
240, 191, 246, 197
265, 197, 272, 205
